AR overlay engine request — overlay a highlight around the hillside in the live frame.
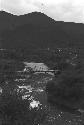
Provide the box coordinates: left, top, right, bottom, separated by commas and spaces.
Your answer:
0, 11, 84, 50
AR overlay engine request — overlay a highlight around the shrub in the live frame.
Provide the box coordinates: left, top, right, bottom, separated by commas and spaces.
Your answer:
46, 62, 84, 114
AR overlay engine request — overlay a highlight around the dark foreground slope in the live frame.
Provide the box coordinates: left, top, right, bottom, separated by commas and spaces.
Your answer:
0, 49, 83, 125
1, 11, 84, 49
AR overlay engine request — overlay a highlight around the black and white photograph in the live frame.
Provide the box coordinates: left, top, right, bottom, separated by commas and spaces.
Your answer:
0, 0, 84, 124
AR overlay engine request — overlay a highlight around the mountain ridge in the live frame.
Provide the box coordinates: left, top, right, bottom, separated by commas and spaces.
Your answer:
0, 11, 84, 50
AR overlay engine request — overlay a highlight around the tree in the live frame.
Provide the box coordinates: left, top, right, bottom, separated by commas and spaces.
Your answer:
46, 61, 84, 115
0, 80, 46, 125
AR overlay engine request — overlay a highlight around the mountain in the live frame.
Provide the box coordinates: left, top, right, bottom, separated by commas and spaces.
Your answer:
1, 11, 84, 50
0, 11, 17, 31
0, 11, 56, 32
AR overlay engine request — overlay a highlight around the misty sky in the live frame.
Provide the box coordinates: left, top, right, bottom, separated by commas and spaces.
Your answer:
0, 0, 84, 23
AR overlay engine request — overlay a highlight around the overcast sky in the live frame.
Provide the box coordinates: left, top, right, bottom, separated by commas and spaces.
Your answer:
1, 0, 84, 23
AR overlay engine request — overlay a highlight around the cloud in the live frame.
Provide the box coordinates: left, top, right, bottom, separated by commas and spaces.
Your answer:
1, 0, 84, 23
43, 1, 84, 23
1, 0, 40, 14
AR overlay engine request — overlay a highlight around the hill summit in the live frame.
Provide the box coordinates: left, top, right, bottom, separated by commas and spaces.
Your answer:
0, 11, 84, 50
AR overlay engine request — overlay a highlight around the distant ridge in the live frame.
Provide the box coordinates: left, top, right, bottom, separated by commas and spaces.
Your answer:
0, 11, 57, 31
1, 11, 84, 50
